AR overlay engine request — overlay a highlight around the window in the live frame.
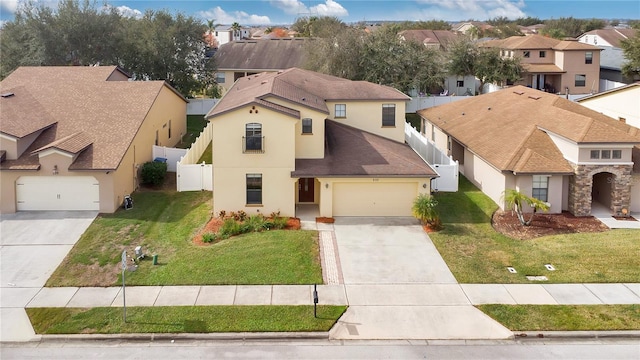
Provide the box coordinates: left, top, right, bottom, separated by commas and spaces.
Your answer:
539, 50, 546, 58
456, 80, 464, 87
575, 74, 586, 87
532, 175, 549, 202
302, 118, 312, 134
431, 124, 436, 141
585, 52, 593, 64
601, 150, 611, 159
612, 150, 622, 159
590, 150, 600, 159
523, 51, 530, 58
335, 104, 346, 118
382, 104, 396, 127
244, 123, 263, 152
168, 120, 172, 139
215, 72, 225, 83
246, 174, 262, 205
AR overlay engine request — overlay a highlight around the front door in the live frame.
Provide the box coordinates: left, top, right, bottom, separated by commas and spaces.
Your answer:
298, 178, 314, 202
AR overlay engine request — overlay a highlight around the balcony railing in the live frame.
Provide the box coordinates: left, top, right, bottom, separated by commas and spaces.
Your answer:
243, 136, 265, 153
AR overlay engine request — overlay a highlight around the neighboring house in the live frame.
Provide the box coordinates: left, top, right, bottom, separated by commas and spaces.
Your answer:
578, 28, 636, 48
517, 24, 545, 36
212, 26, 251, 47
577, 82, 640, 129
578, 29, 638, 85
0, 66, 187, 213
398, 29, 479, 95
214, 38, 309, 92
480, 35, 602, 95
452, 21, 493, 37
418, 85, 640, 215
205, 68, 438, 218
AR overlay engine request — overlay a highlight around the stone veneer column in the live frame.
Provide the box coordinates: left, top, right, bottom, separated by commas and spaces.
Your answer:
568, 164, 633, 217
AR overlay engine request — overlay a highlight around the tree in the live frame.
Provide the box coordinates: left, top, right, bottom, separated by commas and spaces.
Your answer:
502, 189, 550, 226
230, 22, 242, 40
412, 194, 442, 230
397, 20, 451, 31
542, 17, 606, 39
292, 16, 346, 38
205, 18, 221, 48
621, 33, 640, 80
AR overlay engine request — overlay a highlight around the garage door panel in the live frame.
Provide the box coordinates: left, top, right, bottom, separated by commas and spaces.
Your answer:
16, 176, 99, 211
333, 182, 417, 216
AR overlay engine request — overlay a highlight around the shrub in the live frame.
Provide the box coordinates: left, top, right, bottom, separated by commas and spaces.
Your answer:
245, 214, 266, 232
140, 161, 167, 186
202, 233, 216, 243
412, 194, 442, 230
218, 210, 226, 219
219, 218, 242, 237
272, 216, 288, 230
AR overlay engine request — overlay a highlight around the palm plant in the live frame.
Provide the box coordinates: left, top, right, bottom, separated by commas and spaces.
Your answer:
502, 189, 550, 226
412, 194, 442, 230
231, 22, 242, 40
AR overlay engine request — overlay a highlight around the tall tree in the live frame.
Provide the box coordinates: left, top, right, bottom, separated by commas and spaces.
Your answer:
230, 22, 242, 40
620, 33, 640, 79
542, 17, 606, 39
292, 16, 345, 38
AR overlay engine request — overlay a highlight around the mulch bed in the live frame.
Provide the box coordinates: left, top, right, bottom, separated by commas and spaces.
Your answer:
492, 210, 609, 240
192, 217, 301, 246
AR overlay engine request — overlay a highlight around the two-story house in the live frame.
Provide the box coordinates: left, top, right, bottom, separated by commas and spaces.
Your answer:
578, 28, 638, 84
418, 85, 640, 216
0, 66, 187, 213
205, 68, 438, 218
480, 35, 602, 95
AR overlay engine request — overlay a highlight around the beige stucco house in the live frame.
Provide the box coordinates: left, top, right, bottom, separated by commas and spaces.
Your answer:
0, 66, 187, 213
480, 35, 602, 95
577, 82, 640, 129
418, 85, 640, 215
205, 68, 438, 218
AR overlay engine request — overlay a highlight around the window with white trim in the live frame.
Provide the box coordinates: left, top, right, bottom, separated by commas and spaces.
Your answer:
246, 174, 262, 205
532, 175, 549, 202
382, 104, 396, 127
335, 104, 346, 118
302, 118, 312, 134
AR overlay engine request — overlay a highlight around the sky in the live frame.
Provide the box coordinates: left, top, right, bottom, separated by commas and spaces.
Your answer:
1, 0, 639, 26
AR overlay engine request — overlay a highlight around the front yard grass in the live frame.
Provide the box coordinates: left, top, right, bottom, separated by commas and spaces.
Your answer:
27, 306, 347, 334
430, 176, 640, 283
478, 304, 640, 331
46, 191, 323, 287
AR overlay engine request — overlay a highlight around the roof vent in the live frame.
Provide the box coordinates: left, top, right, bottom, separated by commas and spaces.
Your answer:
528, 95, 541, 100
461, 112, 465, 115
261, 81, 267, 84
513, 91, 524, 95
487, 107, 491, 110
1, 92, 15, 98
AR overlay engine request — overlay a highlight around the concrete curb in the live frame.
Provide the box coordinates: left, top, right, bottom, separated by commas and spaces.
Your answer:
514, 330, 640, 339
35, 332, 330, 343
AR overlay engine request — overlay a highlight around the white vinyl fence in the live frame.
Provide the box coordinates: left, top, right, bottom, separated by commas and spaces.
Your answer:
152, 146, 187, 172
176, 121, 214, 191
405, 122, 458, 192
187, 99, 218, 115
406, 96, 471, 113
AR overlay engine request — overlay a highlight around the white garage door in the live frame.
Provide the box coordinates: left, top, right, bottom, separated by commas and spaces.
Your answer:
333, 182, 417, 216
16, 176, 100, 211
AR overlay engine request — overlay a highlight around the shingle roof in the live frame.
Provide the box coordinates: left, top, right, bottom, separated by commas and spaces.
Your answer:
480, 34, 601, 52
418, 85, 640, 174
292, 120, 437, 178
580, 28, 637, 48
0, 86, 57, 138
522, 64, 566, 73
215, 39, 310, 71
0, 66, 186, 171
207, 68, 409, 119
399, 30, 459, 49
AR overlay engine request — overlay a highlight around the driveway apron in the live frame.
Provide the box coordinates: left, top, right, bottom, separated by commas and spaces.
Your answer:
329, 217, 512, 340
0, 211, 97, 342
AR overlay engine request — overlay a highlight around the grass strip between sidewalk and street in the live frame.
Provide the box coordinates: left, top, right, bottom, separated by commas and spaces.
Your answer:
478, 304, 640, 331
430, 176, 640, 284
27, 306, 347, 334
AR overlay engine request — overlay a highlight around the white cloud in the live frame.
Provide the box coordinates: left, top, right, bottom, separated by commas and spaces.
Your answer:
270, 0, 348, 17
198, 6, 271, 25
115, 5, 142, 19
414, 0, 525, 20
0, 0, 19, 14
310, 0, 348, 16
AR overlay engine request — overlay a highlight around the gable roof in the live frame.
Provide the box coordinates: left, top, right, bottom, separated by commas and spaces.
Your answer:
576, 82, 640, 102
215, 39, 309, 71
480, 34, 600, 52
293, 120, 437, 178
579, 28, 637, 48
0, 66, 186, 171
207, 68, 409, 119
398, 30, 459, 50
418, 85, 640, 174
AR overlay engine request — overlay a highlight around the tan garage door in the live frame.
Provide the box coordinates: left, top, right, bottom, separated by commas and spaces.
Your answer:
16, 176, 100, 211
332, 182, 417, 216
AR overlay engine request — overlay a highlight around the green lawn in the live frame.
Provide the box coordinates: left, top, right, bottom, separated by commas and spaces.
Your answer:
478, 304, 640, 331
430, 176, 640, 283
46, 191, 323, 287
27, 306, 347, 334
177, 115, 208, 149
197, 141, 212, 163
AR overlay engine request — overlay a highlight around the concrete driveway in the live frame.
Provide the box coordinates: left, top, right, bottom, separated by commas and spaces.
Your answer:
332, 217, 457, 284
0, 211, 97, 342
330, 217, 513, 340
